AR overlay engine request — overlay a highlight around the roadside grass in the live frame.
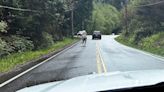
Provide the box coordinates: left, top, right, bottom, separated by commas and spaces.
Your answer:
115, 34, 164, 57
0, 38, 78, 73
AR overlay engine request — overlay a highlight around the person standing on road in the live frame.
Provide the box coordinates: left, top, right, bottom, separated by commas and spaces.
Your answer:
81, 30, 87, 46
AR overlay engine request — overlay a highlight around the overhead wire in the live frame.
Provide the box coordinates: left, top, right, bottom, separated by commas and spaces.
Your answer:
134, 0, 164, 7
0, 5, 40, 13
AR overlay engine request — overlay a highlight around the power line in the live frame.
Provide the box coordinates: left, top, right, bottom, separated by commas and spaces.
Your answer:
0, 5, 39, 13
135, 0, 164, 7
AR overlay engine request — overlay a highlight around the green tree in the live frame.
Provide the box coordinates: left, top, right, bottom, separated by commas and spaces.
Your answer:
0, 0, 94, 56
88, 2, 121, 34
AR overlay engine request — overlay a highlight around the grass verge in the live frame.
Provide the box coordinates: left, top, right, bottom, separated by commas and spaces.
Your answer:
115, 35, 164, 57
0, 38, 78, 73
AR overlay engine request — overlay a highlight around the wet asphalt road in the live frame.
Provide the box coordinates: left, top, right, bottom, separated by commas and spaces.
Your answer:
1, 35, 164, 92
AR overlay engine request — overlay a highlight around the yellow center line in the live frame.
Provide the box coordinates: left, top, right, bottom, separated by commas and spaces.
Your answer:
98, 45, 107, 73
96, 41, 107, 74
96, 42, 102, 74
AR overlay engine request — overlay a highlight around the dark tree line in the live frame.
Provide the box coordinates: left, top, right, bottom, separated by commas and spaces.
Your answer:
121, 0, 164, 43
0, 0, 93, 57
116, 0, 164, 55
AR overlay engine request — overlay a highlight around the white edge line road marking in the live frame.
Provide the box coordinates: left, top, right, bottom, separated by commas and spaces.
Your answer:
127, 46, 164, 61
0, 42, 79, 88
112, 36, 164, 61
119, 42, 164, 61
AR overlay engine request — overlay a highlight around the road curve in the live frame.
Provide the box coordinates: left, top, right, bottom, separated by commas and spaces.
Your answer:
99, 35, 164, 72
0, 35, 164, 92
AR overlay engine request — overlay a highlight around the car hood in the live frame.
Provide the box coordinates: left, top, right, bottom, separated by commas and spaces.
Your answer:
17, 70, 164, 92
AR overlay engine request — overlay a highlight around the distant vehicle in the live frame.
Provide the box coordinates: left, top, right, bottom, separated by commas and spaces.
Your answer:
77, 31, 83, 36
77, 30, 86, 36
92, 31, 101, 39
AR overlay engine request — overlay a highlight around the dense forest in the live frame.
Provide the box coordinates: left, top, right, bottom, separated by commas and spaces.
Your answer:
90, 0, 164, 56
0, 0, 164, 57
118, 0, 164, 56
0, 0, 93, 57
0, 0, 164, 73
87, 1, 121, 34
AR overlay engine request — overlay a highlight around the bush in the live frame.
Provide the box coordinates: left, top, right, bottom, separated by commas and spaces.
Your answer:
7, 36, 34, 53
39, 32, 54, 49
141, 32, 164, 49
0, 38, 9, 57
0, 21, 7, 33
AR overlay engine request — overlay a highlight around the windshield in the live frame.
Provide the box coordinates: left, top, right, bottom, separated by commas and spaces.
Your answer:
0, 0, 164, 92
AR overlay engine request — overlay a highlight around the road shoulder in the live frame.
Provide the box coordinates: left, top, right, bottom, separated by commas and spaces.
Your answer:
0, 40, 79, 84
114, 36, 164, 61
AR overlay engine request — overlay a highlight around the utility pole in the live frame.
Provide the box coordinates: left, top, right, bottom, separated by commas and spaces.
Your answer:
125, 1, 128, 35
82, 21, 84, 30
121, 0, 128, 36
71, 1, 74, 38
